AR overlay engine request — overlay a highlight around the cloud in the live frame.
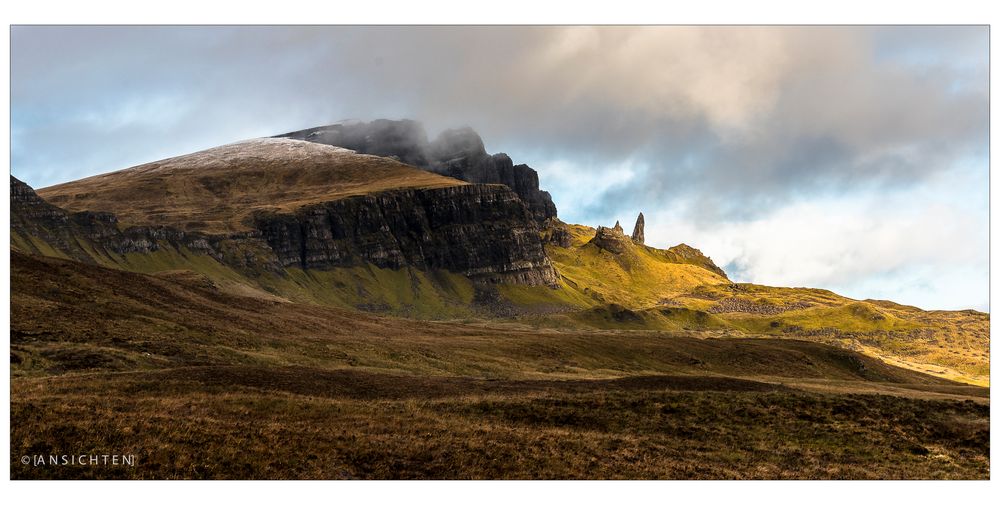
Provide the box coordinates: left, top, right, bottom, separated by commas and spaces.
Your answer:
635, 160, 989, 311
9, 26, 989, 309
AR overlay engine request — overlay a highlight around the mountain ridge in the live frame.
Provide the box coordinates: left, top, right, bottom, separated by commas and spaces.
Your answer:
276, 119, 558, 222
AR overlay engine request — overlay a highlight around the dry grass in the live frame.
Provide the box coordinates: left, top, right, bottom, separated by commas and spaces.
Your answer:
9, 252, 990, 479
10, 252, 967, 387
11, 370, 989, 479
37, 138, 465, 234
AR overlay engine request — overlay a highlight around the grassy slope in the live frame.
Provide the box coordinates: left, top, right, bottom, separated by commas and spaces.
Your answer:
9, 252, 989, 479
499, 222, 730, 312
37, 138, 465, 234
11, 225, 483, 319
12, 200, 987, 386
13, 251, 963, 385
11, 193, 988, 386
522, 224, 989, 386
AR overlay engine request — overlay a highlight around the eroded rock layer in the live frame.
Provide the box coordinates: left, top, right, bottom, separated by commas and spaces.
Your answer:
252, 184, 559, 285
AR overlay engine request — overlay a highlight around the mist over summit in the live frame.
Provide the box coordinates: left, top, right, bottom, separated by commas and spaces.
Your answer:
277, 119, 558, 222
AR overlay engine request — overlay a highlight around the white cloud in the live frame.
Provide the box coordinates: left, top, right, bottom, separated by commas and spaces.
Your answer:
637, 162, 987, 310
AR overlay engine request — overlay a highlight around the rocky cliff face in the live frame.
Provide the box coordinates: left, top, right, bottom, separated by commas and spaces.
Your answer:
252, 184, 558, 286
12, 176, 557, 287
276, 120, 558, 222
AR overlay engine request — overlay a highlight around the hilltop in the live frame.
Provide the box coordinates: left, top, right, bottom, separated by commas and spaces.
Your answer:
38, 138, 465, 234
277, 120, 557, 222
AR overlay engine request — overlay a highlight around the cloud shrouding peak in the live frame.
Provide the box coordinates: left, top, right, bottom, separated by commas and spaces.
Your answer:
10, 25, 988, 310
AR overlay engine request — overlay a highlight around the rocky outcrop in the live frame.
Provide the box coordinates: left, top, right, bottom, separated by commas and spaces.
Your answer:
10, 175, 78, 257
11, 176, 142, 263
708, 297, 813, 315
252, 184, 559, 286
663, 244, 728, 279
276, 120, 558, 222
589, 223, 632, 254
426, 127, 557, 222
631, 213, 645, 245
542, 218, 573, 248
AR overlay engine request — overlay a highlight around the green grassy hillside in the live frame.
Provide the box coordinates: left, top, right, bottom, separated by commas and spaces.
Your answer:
522, 223, 989, 386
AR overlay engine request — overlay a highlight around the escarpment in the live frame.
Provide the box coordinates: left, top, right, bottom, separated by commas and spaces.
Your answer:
252, 184, 559, 286
15, 137, 560, 288
12, 176, 282, 271
277, 120, 558, 222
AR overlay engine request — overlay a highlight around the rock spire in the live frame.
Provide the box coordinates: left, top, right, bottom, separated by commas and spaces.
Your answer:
631, 212, 645, 245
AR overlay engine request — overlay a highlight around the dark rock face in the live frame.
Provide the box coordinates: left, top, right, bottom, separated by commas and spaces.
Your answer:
631, 212, 645, 245
277, 120, 558, 222
589, 224, 632, 254
10, 175, 69, 232
253, 184, 559, 286
12, 176, 137, 263
13, 176, 558, 287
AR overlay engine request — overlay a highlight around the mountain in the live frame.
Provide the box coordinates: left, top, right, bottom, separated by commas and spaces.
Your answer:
26, 138, 562, 313
9, 122, 989, 479
13, 124, 989, 386
277, 119, 558, 222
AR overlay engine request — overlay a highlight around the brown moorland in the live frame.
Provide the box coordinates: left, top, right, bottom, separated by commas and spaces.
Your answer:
10, 252, 989, 479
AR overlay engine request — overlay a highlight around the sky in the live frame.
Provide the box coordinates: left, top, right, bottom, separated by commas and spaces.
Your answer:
10, 26, 989, 311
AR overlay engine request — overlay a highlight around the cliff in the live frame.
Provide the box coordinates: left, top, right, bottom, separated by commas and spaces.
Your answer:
253, 184, 558, 285
16, 137, 559, 288
276, 120, 558, 222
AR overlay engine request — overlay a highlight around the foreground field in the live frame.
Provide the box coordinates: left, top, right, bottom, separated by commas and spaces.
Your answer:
9, 253, 990, 479
10, 367, 989, 479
